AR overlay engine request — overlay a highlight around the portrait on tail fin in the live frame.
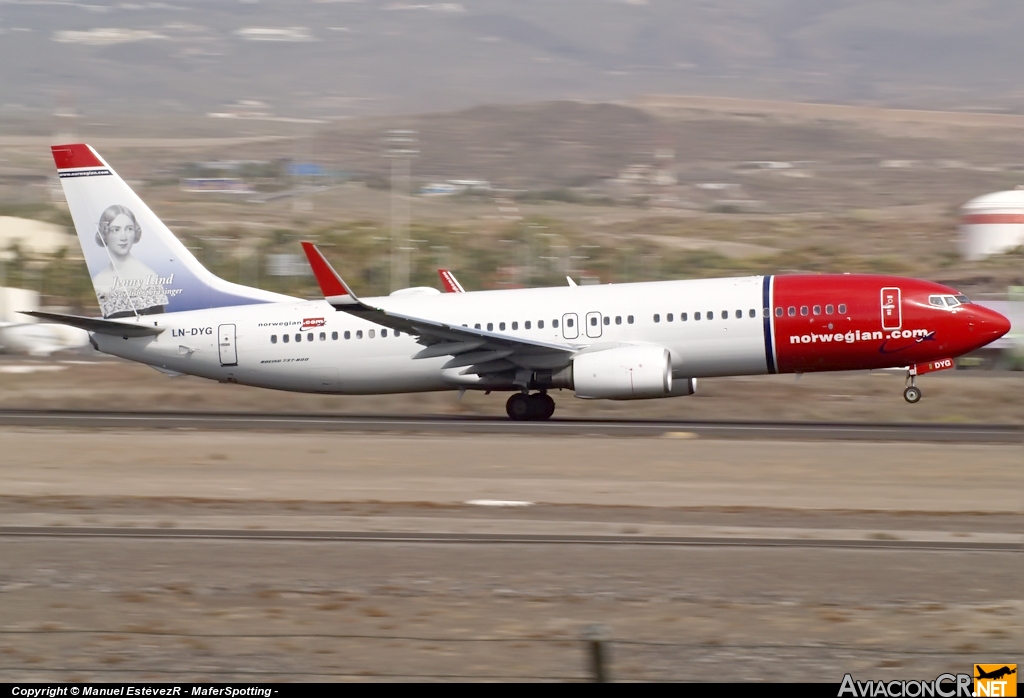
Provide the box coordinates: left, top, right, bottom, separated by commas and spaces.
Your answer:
92, 204, 169, 318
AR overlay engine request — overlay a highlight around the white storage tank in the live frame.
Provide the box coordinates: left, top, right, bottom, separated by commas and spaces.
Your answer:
959, 189, 1024, 260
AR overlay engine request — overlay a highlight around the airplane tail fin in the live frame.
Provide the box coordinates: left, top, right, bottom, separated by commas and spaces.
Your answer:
51, 144, 293, 318
438, 269, 465, 293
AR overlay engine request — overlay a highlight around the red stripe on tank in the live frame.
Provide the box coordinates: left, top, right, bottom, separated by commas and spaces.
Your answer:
962, 213, 1024, 225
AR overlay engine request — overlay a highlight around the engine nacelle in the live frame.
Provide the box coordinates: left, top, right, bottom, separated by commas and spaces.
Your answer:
572, 345, 672, 399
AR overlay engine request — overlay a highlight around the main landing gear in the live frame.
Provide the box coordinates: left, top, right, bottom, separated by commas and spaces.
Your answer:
903, 374, 922, 404
506, 392, 556, 421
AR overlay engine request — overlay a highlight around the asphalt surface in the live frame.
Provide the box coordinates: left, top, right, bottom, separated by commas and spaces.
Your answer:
0, 409, 1021, 441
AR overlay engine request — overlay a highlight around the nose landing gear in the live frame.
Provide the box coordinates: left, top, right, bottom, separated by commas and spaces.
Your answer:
904, 372, 922, 404
506, 392, 556, 421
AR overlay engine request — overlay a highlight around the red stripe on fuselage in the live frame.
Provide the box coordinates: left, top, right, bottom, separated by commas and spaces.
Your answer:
771, 275, 976, 373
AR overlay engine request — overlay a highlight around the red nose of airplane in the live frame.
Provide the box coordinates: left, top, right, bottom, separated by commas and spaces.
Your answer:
969, 305, 1012, 347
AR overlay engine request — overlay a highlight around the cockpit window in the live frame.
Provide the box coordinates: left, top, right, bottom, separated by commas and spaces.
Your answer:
954, 294, 971, 305
928, 296, 945, 307
944, 295, 960, 307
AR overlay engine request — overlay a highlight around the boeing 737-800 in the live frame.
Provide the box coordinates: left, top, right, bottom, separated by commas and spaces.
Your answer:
31, 144, 1011, 420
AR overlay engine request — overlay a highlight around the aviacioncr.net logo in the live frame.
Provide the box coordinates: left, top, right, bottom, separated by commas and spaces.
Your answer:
839, 673, 972, 697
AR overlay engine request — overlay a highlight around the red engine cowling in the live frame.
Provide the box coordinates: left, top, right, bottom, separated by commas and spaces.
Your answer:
572, 346, 672, 399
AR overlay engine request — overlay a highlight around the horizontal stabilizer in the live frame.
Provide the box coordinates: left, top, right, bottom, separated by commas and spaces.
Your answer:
21, 311, 164, 337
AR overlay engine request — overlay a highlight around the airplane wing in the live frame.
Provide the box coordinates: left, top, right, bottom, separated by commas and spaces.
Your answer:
438, 269, 465, 293
302, 242, 577, 378
20, 311, 165, 338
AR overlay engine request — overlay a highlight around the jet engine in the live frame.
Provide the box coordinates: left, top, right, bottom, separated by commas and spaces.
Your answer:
572, 345, 672, 399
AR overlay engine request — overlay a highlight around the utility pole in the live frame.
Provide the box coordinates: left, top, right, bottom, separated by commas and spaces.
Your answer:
385, 129, 417, 291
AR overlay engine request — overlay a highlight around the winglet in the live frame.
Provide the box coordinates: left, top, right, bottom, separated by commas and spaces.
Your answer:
438, 269, 465, 293
300, 242, 360, 307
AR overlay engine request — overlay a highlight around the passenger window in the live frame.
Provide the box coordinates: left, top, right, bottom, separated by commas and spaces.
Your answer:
295, 333, 302, 342
800, 306, 808, 316
566, 318, 574, 328
320, 332, 326, 341
382, 329, 388, 337
553, 319, 559, 328
603, 316, 610, 325
838, 304, 847, 314
487, 323, 493, 331
271, 335, 277, 344
307, 332, 314, 341
737, 309, 743, 318
395, 331, 400, 337
368, 329, 375, 338
356, 330, 363, 339
826, 304, 834, 314
332, 331, 338, 340
512, 322, 518, 330
750, 309, 757, 318
788, 307, 796, 317
474, 323, 481, 330
653, 313, 660, 323
590, 316, 598, 326
813, 305, 821, 315
283, 334, 289, 343
722, 310, 729, 319
681, 312, 687, 321
667, 313, 673, 322
525, 321, 531, 329
707, 311, 714, 320
344, 331, 351, 340
695, 312, 701, 321
539, 320, 545, 329
776, 308, 783, 318
499, 322, 505, 331
627, 315, 634, 324
615, 316, 622, 325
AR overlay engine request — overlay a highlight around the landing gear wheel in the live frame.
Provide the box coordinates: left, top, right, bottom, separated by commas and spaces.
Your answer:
903, 386, 922, 404
531, 393, 555, 421
506, 393, 533, 421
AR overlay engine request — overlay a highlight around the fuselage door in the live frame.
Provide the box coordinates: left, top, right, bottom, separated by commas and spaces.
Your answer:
585, 311, 603, 338
880, 287, 902, 331
562, 313, 579, 340
218, 323, 238, 366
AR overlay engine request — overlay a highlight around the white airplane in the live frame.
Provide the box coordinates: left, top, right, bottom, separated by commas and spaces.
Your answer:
0, 287, 89, 355
29, 144, 1011, 419
0, 321, 89, 356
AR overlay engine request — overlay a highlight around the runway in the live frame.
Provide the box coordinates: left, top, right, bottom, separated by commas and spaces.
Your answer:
2, 404, 1020, 681
1, 526, 1019, 552
0, 409, 1020, 441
